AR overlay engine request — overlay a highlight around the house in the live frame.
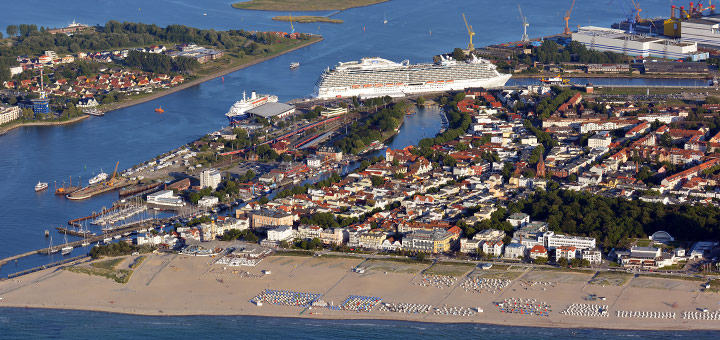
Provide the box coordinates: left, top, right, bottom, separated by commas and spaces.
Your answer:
555, 246, 578, 262
582, 249, 602, 264
507, 213, 530, 229
504, 242, 526, 259
529, 245, 548, 260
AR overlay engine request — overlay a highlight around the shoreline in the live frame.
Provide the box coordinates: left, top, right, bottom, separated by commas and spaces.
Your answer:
0, 115, 89, 135
231, 0, 390, 12
99, 36, 324, 114
2, 253, 719, 332
0, 37, 323, 136
0, 303, 715, 332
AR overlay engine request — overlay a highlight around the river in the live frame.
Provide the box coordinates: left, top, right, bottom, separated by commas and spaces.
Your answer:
0, 0, 688, 279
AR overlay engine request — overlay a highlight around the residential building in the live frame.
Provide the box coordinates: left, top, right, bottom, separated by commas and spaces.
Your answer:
582, 249, 602, 264
555, 246, 578, 262
197, 196, 219, 208
266, 225, 295, 242
543, 231, 596, 250
503, 242, 526, 259
199, 169, 222, 190
403, 229, 453, 254
529, 245, 548, 260
251, 209, 295, 229
507, 213, 530, 229
0, 105, 21, 125
588, 131, 611, 149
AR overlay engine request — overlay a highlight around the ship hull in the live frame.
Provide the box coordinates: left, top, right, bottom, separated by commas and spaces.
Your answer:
315, 74, 511, 99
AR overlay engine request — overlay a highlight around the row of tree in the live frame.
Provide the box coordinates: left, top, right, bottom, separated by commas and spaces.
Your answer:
123, 50, 199, 74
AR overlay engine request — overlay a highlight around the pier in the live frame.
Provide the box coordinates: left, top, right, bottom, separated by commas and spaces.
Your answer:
68, 206, 119, 226
5, 255, 88, 280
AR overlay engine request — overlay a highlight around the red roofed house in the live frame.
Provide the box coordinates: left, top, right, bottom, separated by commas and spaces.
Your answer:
529, 245, 548, 260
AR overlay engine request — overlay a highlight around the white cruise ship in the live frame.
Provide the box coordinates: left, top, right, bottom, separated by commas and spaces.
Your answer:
225, 91, 278, 124
314, 55, 511, 99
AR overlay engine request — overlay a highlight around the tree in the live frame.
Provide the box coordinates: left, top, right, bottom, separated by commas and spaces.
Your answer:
453, 48, 466, 61
6, 25, 18, 37
534, 256, 548, 265
557, 257, 569, 267
370, 175, 385, 186
258, 196, 269, 205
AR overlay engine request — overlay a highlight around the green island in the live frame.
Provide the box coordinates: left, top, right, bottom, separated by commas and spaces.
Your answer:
272, 16, 343, 24
0, 21, 322, 134
232, 0, 390, 11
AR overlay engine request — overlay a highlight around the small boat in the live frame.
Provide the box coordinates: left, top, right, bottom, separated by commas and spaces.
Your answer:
61, 233, 72, 255
155, 107, 165, 113
35, 181, 49, 192
203, 13, 207, 16
88, 170, 108, 185
48, 236, 59, 254
84, 108, 105, 116
45, 230, 50, 237
290, 62, 300, 69
384, 14, 388, 24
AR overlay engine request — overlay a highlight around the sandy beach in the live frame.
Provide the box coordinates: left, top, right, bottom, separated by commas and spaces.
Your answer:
1, 250, 719, 331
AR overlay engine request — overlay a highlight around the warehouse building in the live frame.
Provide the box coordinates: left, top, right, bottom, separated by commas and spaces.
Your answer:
681, 17, 720, 47
572, 26, 698, 59
246, 102, 295, 122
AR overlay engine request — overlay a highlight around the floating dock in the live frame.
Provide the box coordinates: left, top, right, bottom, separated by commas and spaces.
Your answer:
66, 179, 131, 200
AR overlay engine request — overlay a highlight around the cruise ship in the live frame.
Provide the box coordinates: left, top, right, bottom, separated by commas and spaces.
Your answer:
314, 55, 512, 99
225, 91, 278, 124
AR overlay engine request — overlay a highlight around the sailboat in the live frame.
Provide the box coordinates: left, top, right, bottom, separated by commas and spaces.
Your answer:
48, 235, 59, 254
81, 221, 90, 247
61, 232, 73, 255
383, 14, 388, 24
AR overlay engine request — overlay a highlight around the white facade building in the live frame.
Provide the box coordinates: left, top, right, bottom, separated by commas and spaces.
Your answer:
266, 225, 295, 242
572, 26, 698, 59
681, 18, 720, 47
200, 169, 222, 190
543, 231, 596, 250
0, 105, 21, 125
147, 190, 185, 207
588, 131, 611, 149
198, 196, 219, 208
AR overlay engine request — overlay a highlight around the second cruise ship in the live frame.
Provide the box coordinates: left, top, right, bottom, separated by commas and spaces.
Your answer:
314, 55, 511, 99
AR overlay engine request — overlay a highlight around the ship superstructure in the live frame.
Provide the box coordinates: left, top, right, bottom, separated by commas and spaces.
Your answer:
314, 55, 511, 99
226, 91, 279, 124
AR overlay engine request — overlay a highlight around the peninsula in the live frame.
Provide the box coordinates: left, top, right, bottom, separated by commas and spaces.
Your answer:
232, 0, 390, 11
272, 16, 343, 24
0, 21, 322, 134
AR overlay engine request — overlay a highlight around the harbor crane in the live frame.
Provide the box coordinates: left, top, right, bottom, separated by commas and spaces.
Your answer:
618, 0, 641, 34
563, 0, 576, 35
518, 3, 530, 43
462, 13, 475, 51
289, 12, 295, 34
106, 161, 119, 187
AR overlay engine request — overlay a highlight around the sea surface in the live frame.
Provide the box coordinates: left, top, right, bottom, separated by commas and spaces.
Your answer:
1, 0, 716, 336
0, 308, 719, 340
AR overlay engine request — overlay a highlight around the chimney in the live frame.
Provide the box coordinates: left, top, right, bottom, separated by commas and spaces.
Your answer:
251, 90, 257, 100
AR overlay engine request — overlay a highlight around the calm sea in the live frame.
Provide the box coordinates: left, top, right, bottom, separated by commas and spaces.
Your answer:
1, 308, 719, 340
0, 0, 714, 336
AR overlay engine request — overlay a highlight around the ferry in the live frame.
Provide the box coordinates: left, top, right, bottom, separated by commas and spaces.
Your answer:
88, 171, 108, 185
225, 90, 279, 124
290, 62, 300, 69
35, 181, 49, 192
314, 55, 511, 99
540, 74, 569, 85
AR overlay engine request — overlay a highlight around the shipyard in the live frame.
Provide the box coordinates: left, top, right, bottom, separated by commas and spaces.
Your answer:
6, 0, 720, 336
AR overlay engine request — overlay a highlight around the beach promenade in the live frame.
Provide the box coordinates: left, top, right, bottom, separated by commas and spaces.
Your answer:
0, 253, 719, 331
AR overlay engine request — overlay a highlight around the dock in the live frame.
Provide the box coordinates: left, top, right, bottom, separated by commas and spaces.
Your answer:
55, 226, 93, 237
5, 255, 88, 280
67, 206, 119, 226
66, 179, 131, 200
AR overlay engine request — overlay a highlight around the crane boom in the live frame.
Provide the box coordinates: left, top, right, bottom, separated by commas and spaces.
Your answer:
563, 0, 576, 35
462, 13, 475, 50
108, 161, 119, 186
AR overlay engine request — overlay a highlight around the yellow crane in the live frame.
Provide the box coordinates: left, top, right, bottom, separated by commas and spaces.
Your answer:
462, 13, 475, 51
106, 161, 119, 187
563, 0, 576, 35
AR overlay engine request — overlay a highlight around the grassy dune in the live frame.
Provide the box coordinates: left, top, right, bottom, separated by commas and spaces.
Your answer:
232, 0, 390, 11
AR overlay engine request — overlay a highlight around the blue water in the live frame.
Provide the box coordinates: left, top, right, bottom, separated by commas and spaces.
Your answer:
1, 308, 719, 340
1, 0, 715, 336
